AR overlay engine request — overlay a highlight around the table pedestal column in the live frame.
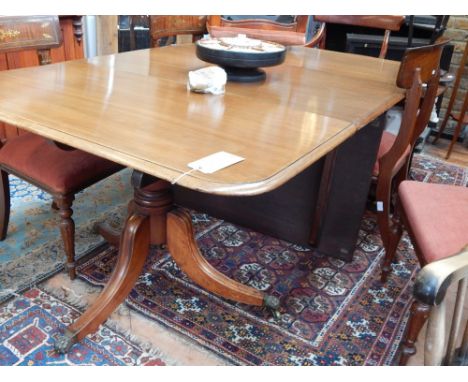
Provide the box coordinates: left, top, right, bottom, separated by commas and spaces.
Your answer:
55, 171, 279, 353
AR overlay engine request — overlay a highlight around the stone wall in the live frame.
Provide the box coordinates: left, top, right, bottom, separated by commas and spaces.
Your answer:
438, 16, 467, 140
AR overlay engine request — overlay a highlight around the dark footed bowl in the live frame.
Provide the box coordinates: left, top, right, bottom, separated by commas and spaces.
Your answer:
195, 40, 286, 83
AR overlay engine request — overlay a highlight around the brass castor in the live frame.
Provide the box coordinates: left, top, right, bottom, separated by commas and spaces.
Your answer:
264, 295, 281, 320
54, 330, 76, 354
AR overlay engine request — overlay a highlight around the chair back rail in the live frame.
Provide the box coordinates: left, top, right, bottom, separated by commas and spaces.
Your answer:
313, 15, 404, 32
414, 246, 468, 365
208, 15, 309, 32
313, 15, 405, 58
396, 39, 448, 88
380, 70, 423, 178
0, 16, 64, 149
206, 16, 325, 47
149, 16, 207, 46
379, 40, 448, 182
0, 15, 62, 56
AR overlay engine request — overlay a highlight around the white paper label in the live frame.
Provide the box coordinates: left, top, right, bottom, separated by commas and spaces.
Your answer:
188, 151, 244, 174
376, 201, 384, 212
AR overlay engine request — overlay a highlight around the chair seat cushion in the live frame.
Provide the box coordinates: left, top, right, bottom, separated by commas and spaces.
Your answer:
399, 181, 468, 264
0, 133, 123, 194
373, 131, 411, 176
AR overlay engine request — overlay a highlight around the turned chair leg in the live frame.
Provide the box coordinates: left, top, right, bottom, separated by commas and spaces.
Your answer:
380, 216, 403, 283
54, 194, 76, 280
380, 165, 407, 282
399, 300, 431, 365
0, 170, 10, 241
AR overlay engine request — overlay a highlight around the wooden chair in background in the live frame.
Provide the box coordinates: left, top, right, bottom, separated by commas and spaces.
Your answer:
0, 16, 124, 279
0, 15, 84, 142
372, 40, 448, 277
313, 15, 405, 58
433, 40, 468, 159
206, 16, 325, 47
390, 180, 468, 364
149, 16, 207, 47
410, 245, 468, 365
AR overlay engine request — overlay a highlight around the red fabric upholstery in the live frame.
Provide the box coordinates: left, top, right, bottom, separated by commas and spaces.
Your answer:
0, 133, 123, 194
373, 131, 411, 176
399, 181, 468, 264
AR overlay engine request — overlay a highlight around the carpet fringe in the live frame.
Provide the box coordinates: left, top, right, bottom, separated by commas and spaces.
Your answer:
113, 301, 229, 365
105, 318, 180, 365
40, 281, 181, 365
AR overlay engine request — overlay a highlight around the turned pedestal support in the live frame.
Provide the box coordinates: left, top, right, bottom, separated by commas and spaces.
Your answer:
55, 171, 279, 353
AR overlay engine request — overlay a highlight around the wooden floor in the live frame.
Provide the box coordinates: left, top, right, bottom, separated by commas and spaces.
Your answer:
422, 136, 468, 167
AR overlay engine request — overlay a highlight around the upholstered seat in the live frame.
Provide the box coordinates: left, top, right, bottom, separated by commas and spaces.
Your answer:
0, 16, 125, 281
0, 132, 124, 279
373, 131, 411, 176
398, 181, 468, 264
0, 133, 122, 194
394, 180, 468, 364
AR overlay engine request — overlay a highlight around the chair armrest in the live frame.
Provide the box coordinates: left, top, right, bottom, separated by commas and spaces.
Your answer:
414, 245, 468, 306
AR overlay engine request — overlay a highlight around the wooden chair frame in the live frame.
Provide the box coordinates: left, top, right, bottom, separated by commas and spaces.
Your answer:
0, 16, 123, 279
433, 40, 468, 159
313, 15, 405, 58
206, 16, 325, 47
377, 40, 449, 282
149, 16, 207, 47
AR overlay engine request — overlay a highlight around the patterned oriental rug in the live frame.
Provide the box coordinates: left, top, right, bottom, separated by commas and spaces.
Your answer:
78, 212, 414, 365
0, 169, 132, 303
0, 288, 166, 365
75, 154, 467, 366
1, 153, 466, 366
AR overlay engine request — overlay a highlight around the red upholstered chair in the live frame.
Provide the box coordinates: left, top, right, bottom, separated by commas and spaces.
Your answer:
372, 40, 449, 276
313, 15, 405, 58
206, 16, 325, 47
0, 16, 124, 280
390, 181, 468, 364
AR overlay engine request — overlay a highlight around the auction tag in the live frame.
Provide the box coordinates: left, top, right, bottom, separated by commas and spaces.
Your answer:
376, 201, 384, 212
188, 151, 245, 174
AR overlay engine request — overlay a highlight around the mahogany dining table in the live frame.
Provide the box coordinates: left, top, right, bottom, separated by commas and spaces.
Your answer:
0, 44, 405, 351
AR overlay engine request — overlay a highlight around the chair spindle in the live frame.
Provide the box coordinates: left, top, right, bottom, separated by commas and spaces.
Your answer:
459, 313, 468, 362
446, 278, 467, 365
425, 300, 447, 365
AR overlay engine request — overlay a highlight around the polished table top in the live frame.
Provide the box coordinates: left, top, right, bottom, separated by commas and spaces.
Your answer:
0, 45, 404, 195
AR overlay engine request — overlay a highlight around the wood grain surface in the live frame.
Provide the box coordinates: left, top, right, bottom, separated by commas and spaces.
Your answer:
0, 44, 404, 195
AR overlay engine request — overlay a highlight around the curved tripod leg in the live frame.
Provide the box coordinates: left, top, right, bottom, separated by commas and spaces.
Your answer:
167, 208, 280, 313
55, 213, 150, 353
